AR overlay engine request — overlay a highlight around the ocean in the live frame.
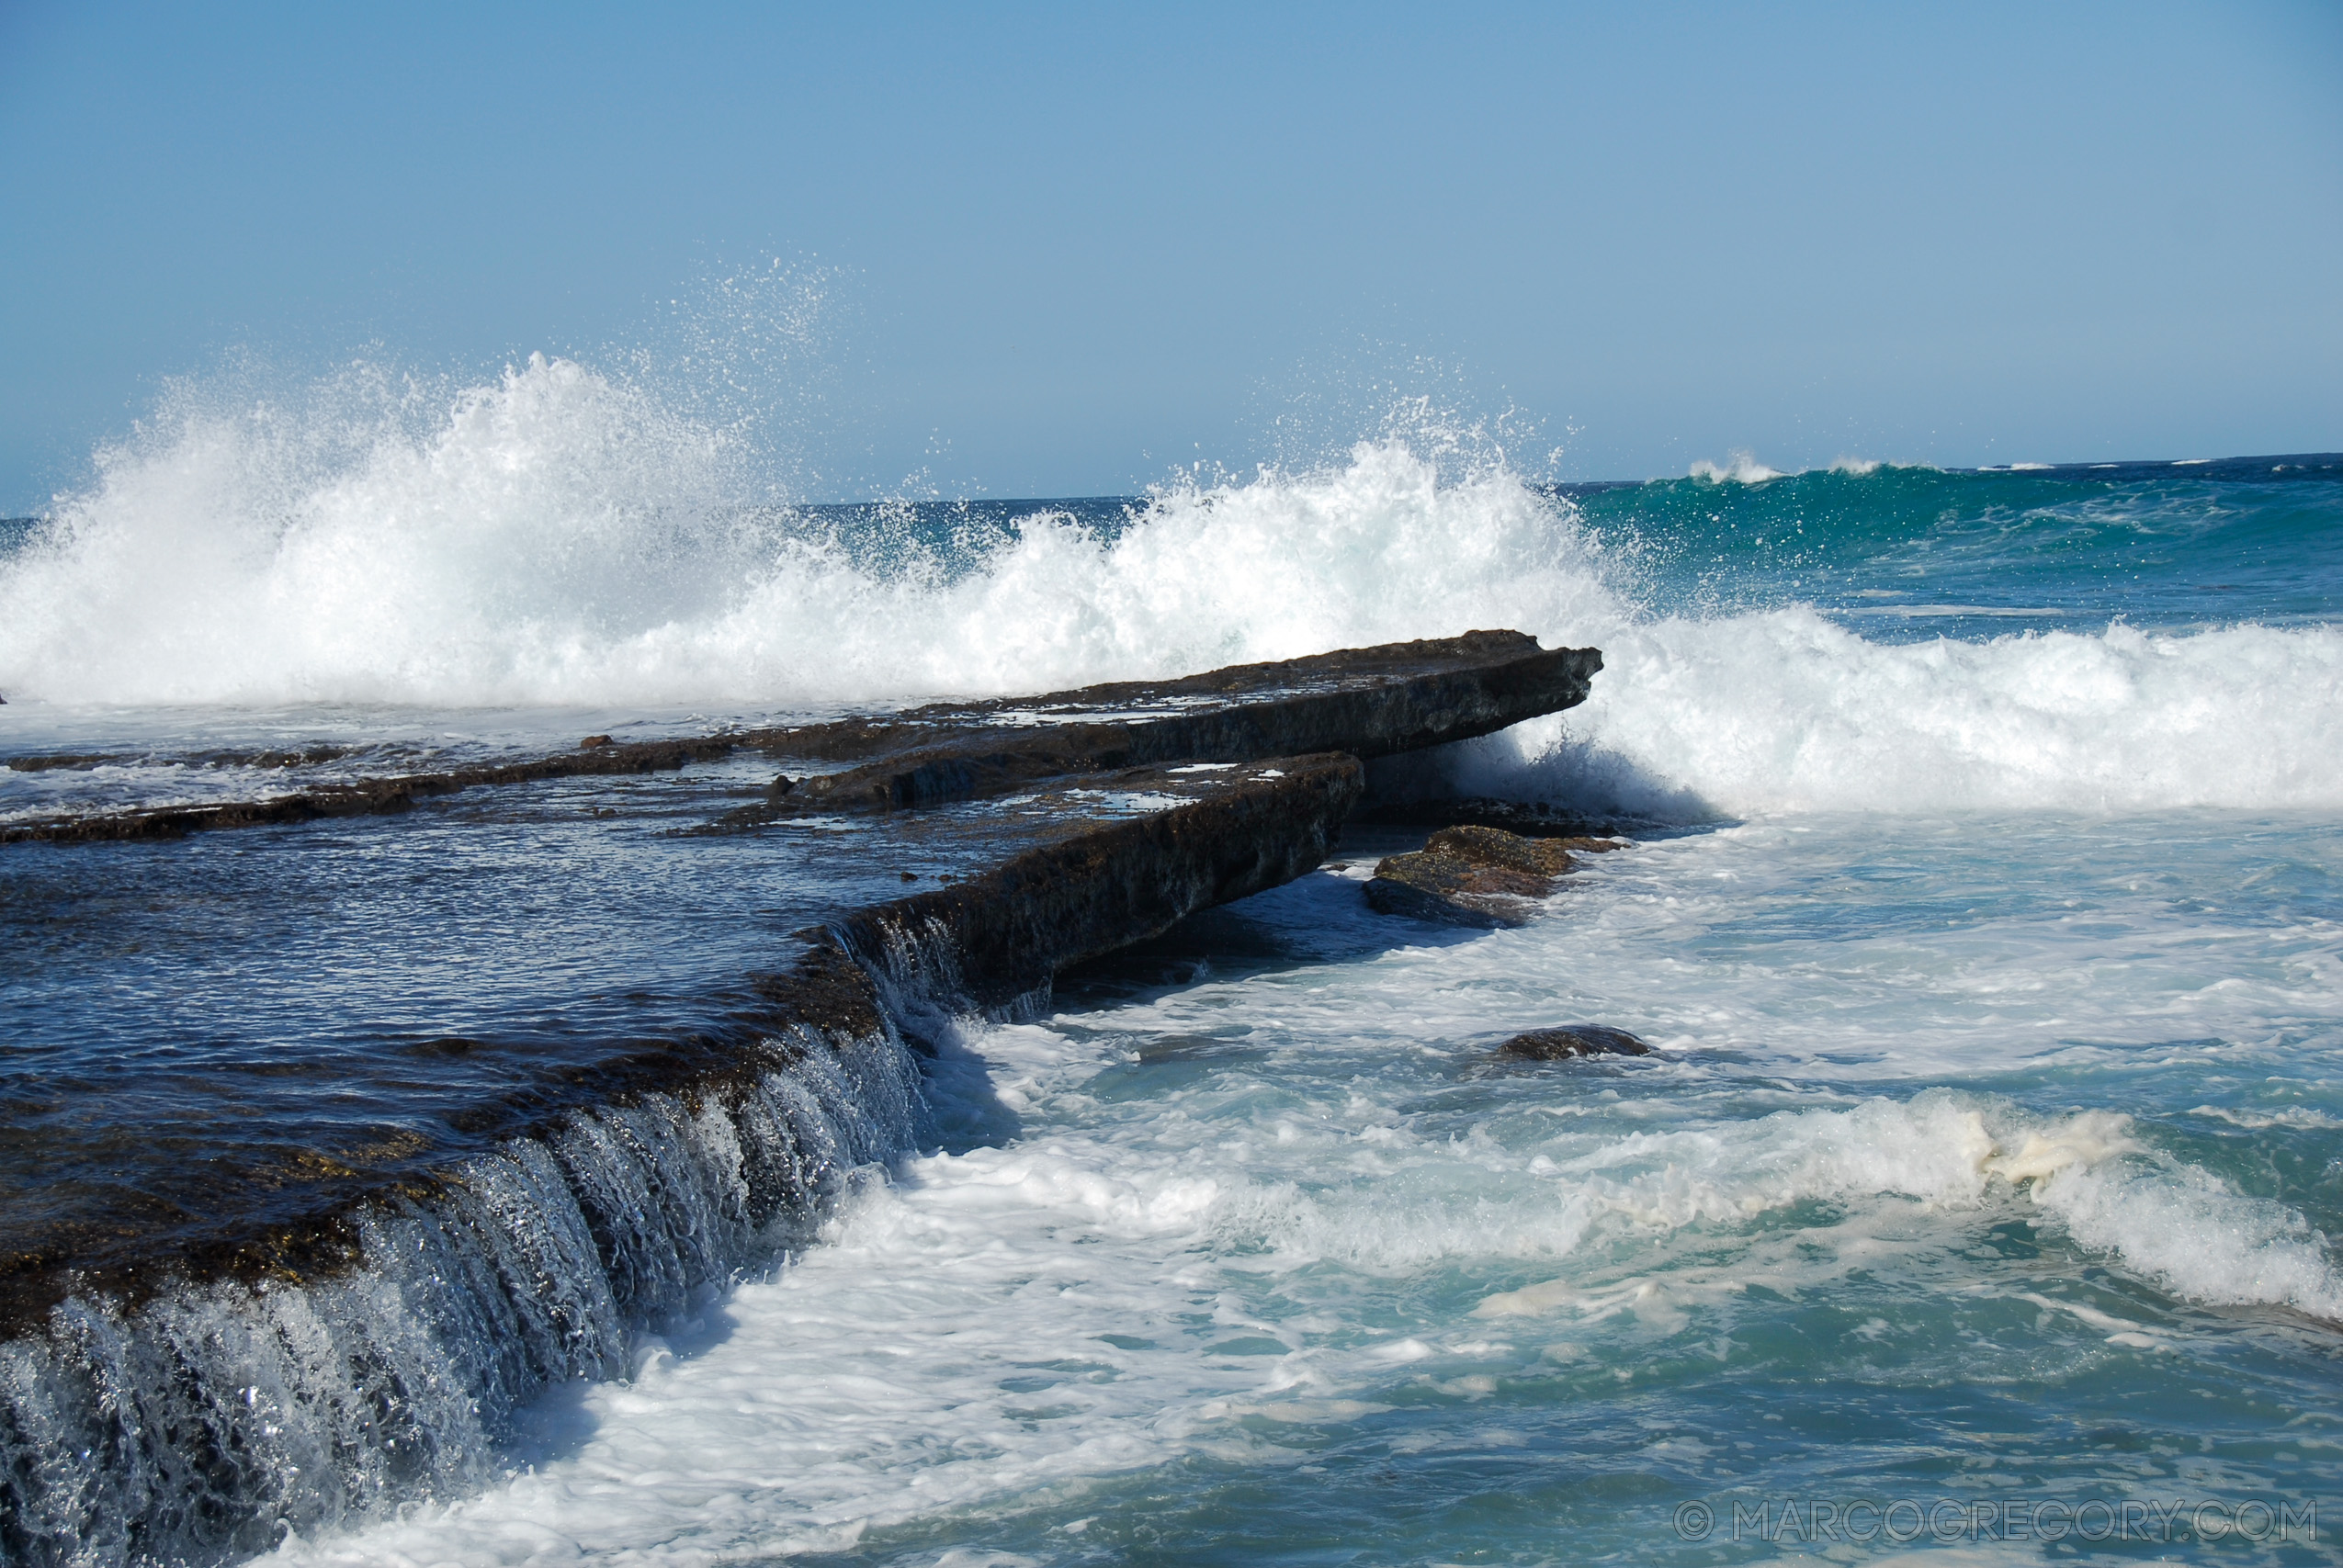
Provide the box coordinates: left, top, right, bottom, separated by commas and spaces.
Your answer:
1, 354, 2338, 1565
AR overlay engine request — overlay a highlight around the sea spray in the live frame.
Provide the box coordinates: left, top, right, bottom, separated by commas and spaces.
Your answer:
1431, 613, 2343, 817
7, 362, 2338, 818
0, 361, 1610, 709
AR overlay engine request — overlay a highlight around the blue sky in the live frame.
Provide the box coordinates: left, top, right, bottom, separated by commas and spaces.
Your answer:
2, 0, 2338, 509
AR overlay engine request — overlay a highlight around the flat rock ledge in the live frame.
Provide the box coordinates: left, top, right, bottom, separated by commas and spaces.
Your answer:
757, 630, 1600, 816
0, 630, 1599, 846
0, 635, 1609, 1568
1366, 823, 1627, 927
0, 635, 1598, 1330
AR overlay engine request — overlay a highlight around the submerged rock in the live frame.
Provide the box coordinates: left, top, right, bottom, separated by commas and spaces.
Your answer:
1365, 824, 1625, 926
1497, 1025, 1652, 1060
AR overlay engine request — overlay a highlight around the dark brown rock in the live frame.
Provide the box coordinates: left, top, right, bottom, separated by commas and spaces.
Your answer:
831, 754, 1364, 1006
1498, 1025, 1652, 1060
747, 630, 1601, 818
1348, 795, 1637, 838
0, 756, 1365, 1336
0, 639, 1585, 1325
1365, 824, 1626, 926
3, 631, 1598, 846
0, 638, 1596, 1562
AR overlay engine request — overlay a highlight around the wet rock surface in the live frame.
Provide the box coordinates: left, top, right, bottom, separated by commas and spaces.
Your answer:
1349, 794, 1650, 839
0, 633, 1605, 1565
1497, 1024, 1653, 1061
760, 630, 1598, 816
0, 631, 1595, 845
0, 636, 1590, 1328
0, 758, 1363, 1335
1366, 823, 1627, 926
0, 734, 744, 845
830, 756, 1364, 1007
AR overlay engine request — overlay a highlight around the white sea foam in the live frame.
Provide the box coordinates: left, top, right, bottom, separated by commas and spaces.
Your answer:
217, 808, 2343, 1565
1428, 613, 2343, 816
268, 1099, 1258, 1563
2039, 1157, 2343, 1320
5, 355, 2340, 818
0, 355, 1608, 708
268, 1002, 2343, 1565
1688, 449, 1786, 483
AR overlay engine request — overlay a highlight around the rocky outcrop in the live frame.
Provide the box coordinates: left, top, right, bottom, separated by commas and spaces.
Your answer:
765, 631, 1600, 815
829, 756, 1364, 1005
2, 632, 1598, 846
0, 634, 1603, 1328
0, 633, 1607, 1567
1497, 1025, 1652, 1061
1348, 795, 1636, 838
0, 637, 1606, 1333
0, 755, 1375, 1566
0, 756, 1364, 1337
1365, 824, 1626, 926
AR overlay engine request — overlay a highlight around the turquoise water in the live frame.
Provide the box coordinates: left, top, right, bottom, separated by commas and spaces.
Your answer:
1567, 455, 2343, 637
1, 363, 2338, 1565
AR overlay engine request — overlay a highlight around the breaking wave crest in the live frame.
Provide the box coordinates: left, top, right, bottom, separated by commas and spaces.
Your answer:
1202, 1089, 2343, 1324
1432, 612, 2343, 817
252, 1064, 2343, 1568
3, 353, 2337, 817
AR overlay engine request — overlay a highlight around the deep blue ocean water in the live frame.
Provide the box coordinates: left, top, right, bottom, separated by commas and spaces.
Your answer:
0, 358, 2337, 1566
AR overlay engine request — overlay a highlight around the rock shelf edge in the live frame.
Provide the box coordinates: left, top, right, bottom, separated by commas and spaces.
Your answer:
0, 632, 1601, 1568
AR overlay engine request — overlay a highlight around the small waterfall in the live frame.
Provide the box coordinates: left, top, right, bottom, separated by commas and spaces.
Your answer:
0, 1018, 923, 1568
